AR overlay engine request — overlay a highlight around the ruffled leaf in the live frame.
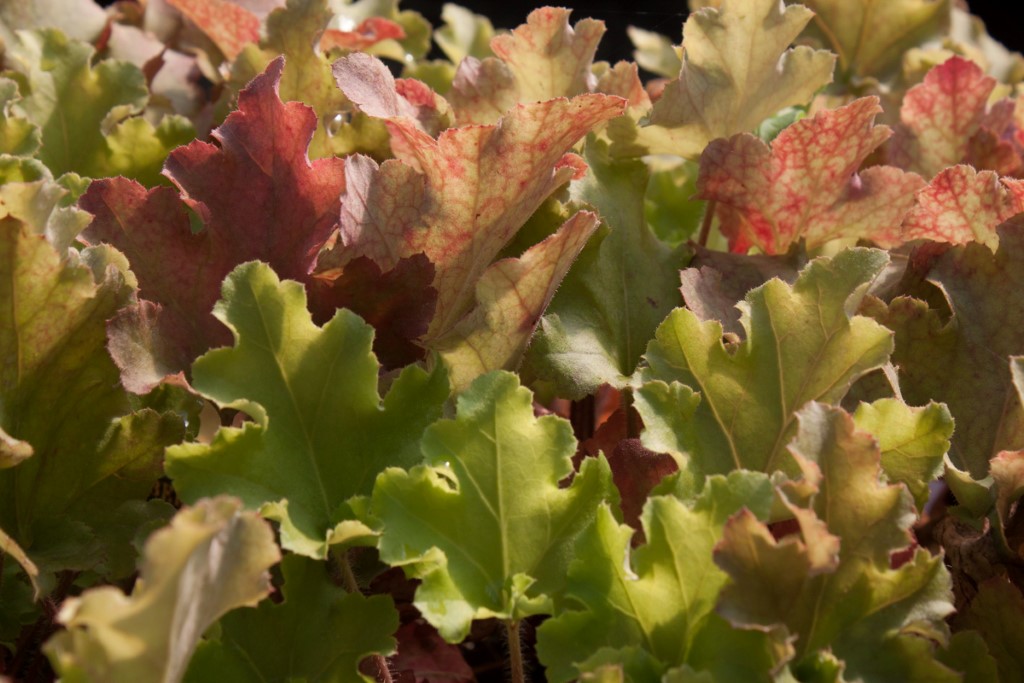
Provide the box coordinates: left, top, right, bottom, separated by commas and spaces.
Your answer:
371, 371, 616, 642
165, 262, 448, 558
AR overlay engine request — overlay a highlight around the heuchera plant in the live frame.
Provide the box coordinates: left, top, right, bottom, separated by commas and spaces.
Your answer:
3, 0, 1024, 680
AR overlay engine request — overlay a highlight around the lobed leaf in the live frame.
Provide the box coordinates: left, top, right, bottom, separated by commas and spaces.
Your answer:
714, 403, 955, 680
890, 56, 1013, 178
900, 165, 1024, 250
80, 57, 346, 392
611, 0, 834, 159
697, 97, 925, 254
184, 554, 398, 683
528, 139, 689, 399
0, 217, 183, 576
796, 0, 952, 82
448, 7, 605, 125
865, 225, 1024, 477
165, 262, 448, 558
536, 474, 780, 682
165, 0, 261, 61
371, 371, 616, 642
46, 497, 280, 683
638, 248, 893, 479
2, 29, 194, 184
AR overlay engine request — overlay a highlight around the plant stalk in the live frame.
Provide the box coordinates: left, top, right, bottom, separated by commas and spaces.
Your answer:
506, 619, 525, 683
697, 199, 717, 247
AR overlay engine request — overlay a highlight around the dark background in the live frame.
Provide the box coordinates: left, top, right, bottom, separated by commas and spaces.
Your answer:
402, 0, 1024, 65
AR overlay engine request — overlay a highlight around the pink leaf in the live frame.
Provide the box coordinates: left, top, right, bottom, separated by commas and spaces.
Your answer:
891, 56, 1019, 178
900, 165, 1024, 249
164, 0, 261, 60
698, 97, 925, 254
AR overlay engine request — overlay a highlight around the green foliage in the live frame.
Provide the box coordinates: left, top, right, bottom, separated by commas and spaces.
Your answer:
2, 0, 1023, 680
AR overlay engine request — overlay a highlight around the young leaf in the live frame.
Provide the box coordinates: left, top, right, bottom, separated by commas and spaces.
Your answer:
434, 3, 495, 65
866, 225, 1024, 477
714, 403, 955, 680
2, 29, 195, 184
165, 262, 448, 558
527, 139, 689, 399
0, 156, 90, 254
80, 57, 346, 392
697, 97, 925, 254
610, 0, 834, 159
890, 56, 1011, 178
371, 371, 616, 642
435, 210, 600, 393
852, 399, 953, 510
900, 165, 1024, 250
230, 0, 397, 159
0, 217, 183, 575
0, 78, 40, 157
184, 555, 398, 683
448, 7, 605, 124
536, 474, 780, 682
46, 497, 280, 683
797, 0, 952, 82
637, 248, 893, 478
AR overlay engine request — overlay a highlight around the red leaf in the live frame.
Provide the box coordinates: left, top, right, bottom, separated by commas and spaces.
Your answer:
165, 0, 261, 60
578, 408, 678, 535
697, 97, 925, 254
308, 255, 437, 370
80, 58, 345, 391
391, 621, 473, 683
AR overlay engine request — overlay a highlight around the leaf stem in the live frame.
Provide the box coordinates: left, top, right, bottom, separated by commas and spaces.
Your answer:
506, 619, 525, 683
623, 388, 640, 440
334, 550, 393, 683
697, 199, 717, 247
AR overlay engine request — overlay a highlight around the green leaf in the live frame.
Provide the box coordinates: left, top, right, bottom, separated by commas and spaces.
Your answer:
436, 210, 600, 393
795, 0, 952, 82
3, 29, 194, 183
536, 472, 781, 682
231, 0, 392, 159
448, 7, 605, 125
953, 576, 1024, 683
527, 138, 689, 399
166, 262, 449, 558
46, 497, 281, 683
610, 0, 834, 159
371, 371, 616, 642
0, 78, 40, 156
434, 3, 495, 64
184, 554, 398, 683
853, 399, 953, 510
0, 218, 183, 575
865, 226, 1024, 477
714, 403, 954, 679
0, 156, 90, 254
637, 248, 893, 478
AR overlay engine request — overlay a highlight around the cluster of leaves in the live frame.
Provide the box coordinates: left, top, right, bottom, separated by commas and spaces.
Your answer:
3, 0, 1024, 681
